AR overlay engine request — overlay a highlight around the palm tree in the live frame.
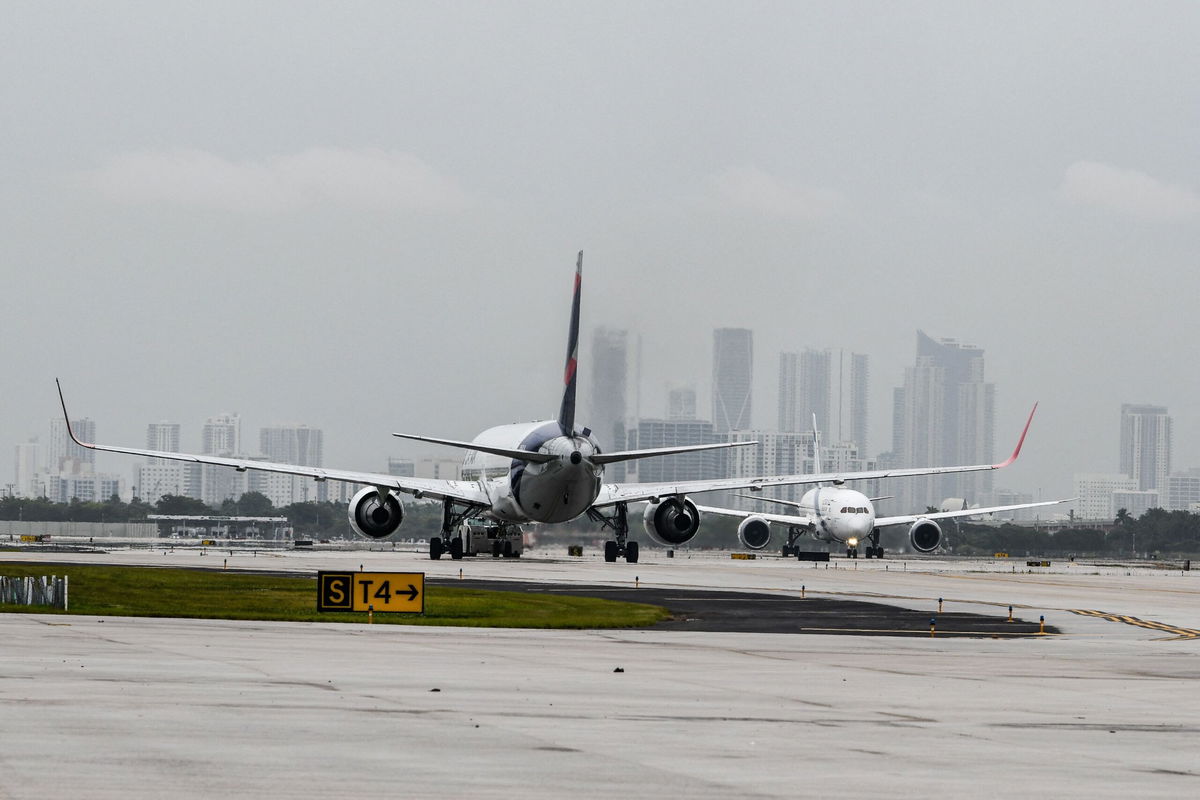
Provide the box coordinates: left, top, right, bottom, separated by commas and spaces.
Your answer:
1114, 507, 1132, 526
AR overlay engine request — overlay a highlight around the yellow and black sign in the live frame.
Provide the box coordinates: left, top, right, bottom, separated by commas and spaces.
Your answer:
317, 571, 425, 614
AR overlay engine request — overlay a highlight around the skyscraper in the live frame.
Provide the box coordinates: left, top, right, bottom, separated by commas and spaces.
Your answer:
258, 424, 324, 505
893, 331, 995, 508
201, 414, 243, 506
712, 328, 753, 433
667, 386, 697, 420
777, 349, 831, 435
48, 417, 95, 474
840, 351, 869, 455
587, 327, 628, 451
1120, 404, 1171, 492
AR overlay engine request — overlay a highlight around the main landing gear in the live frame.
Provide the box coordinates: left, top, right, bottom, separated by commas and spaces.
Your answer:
780, 525, 807, 558
587, 502, 639, 563
429, 498, 476, 561
861, 528, 884, 559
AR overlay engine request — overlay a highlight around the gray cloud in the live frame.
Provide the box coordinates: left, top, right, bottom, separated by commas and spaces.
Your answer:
81, 148, 473, 215
1059, 161, 1200, 221
708, 166, 842, 221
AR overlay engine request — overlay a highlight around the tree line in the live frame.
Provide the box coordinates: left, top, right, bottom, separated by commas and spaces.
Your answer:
3, 496, 1198, 556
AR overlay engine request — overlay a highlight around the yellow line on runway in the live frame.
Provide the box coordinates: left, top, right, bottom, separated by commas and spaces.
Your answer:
1068, 609, 1200, 641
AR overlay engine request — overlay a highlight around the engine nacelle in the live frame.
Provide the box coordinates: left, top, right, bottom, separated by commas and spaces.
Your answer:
348, 486, 404, 540
737, 516, 772, 550
642, 497, 701, 546
908, 518, 942, 553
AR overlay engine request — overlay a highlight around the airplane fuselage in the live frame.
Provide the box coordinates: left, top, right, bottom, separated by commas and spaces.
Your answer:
461, 421, 603, 525
799, 485, 877, 545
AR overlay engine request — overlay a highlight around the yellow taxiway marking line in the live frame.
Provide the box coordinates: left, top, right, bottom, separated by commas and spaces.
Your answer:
1068, 609, 1200, 641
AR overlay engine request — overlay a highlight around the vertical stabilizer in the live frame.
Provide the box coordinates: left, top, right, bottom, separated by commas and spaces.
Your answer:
557, 251, 583, 435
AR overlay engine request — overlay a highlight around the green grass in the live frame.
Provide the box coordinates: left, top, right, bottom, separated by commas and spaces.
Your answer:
0, 562, 670, 628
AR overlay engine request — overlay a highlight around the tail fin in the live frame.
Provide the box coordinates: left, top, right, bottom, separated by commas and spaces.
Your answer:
557, 251, 583, 435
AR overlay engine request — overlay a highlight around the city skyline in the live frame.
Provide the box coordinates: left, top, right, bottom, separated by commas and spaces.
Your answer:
13, 323, 1192, 516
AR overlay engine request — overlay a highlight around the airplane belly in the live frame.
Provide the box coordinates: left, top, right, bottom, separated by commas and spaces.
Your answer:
513, 469, 600, 524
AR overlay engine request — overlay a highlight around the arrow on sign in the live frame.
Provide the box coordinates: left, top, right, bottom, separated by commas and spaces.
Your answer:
404, 584, 419, 602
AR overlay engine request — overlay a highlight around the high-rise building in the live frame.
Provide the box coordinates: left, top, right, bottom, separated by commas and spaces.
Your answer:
201, 414, 243, 506
14, 440, 41, 498
712, 328, 752, 433
625, 419, 724, 484
1072, 473, 1138, 520
893, 331, 995, 509
777, 350, 830, 434
259, 425, 324, 506
779, 350, 868, 452
1119, 404, 1171, 492
667, 386, 697, 420
587, 327, 629, 452
839, 351, 869, 455
48, 417, 95, 474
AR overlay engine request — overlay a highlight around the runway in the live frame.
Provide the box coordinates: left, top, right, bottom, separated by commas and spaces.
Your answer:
3, 548, 1198, 798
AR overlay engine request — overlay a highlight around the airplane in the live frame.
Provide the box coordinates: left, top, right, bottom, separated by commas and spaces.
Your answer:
55, 252, 1043, 564
694, 413, 1068, 558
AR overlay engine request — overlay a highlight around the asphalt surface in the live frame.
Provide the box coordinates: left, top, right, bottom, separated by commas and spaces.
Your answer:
431, 578, 1058, 637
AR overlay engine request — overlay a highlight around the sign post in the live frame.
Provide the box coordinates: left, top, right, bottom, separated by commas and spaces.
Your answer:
317, 571, 425, 614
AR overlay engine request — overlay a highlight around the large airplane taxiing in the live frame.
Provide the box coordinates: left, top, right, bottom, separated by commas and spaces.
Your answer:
57, 252, 1043, 563
695, 414, 1068, 558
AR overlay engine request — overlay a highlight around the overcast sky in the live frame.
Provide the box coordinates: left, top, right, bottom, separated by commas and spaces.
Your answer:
3, 1, 1199, 501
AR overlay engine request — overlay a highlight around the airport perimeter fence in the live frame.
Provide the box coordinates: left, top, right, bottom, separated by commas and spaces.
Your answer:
0, 575, 68, 610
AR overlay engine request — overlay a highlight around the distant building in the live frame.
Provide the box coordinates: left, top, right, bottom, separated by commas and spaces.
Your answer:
712, 328, 753, 433
387, 458, 416, 478
201, 414, 244, 507
416, 457, 461, 481
48, 417, 95, 474
42, 472, 123, 504
626, 418, 723, 484
777, 349, 830, 435
1073, 473, 1138, 521
258, 424, 324, 506
778, 349, 869, 454
1112, 490, 1158, 520
1162, 470, 1200, 512
13, 440, 41, 498
667, 386, 697, 421
839, 351, 870, 455
587, 327, 629, 452
893, 331, 995, 509
1119, 404, 1171, 492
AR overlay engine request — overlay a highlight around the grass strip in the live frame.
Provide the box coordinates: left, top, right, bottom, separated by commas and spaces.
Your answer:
0, 562, 669, 628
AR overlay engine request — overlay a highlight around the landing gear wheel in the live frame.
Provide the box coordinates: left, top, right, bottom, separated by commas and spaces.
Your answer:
782, 545, 797, 558
450, 537, 464, 560
502, 540, 514, 558
492, 540, 502, 558
625, 541, 639, 564
430, 537, 443, 560
604, 540, 618, 563
847, 547, 858, 559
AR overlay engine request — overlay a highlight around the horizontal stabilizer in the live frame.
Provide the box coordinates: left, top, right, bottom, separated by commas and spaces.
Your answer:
391, 433, 556, 464
593, 440, 756, 465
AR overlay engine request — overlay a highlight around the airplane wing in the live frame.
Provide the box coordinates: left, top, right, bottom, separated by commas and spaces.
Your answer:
692, 503, 816, 528
55, 382, 490, 506
874, 498, 1072, 528
594, 404, 1040, 508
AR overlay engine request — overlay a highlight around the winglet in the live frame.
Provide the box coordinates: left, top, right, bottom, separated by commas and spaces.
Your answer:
992, 402, 1037, 469
557, 251, 583, 436
55, 379, 95, 449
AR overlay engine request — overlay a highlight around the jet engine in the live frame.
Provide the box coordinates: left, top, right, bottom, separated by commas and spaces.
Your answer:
643, 497, 701, 546
737, 516, 772, 550
908, 518, 942, 553
348, 486, 404, 540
